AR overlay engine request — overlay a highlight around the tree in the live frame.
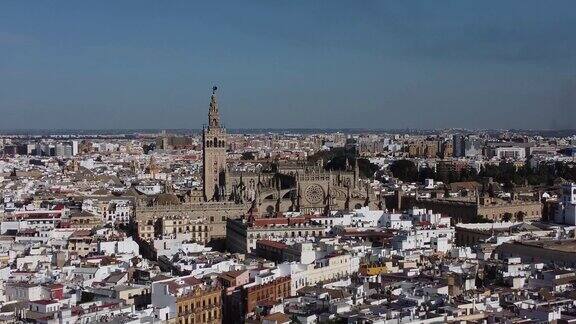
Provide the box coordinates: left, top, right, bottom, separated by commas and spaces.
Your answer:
502, 212, 513, 222
458, 167, 477, 182
418, 167, 436, 183
142, 143, 155, 154
241, 151, 256, 160
309, 147, 379, 179
470, 214, 493, 223
390, 160, 418, 183
357, 158, 379, 179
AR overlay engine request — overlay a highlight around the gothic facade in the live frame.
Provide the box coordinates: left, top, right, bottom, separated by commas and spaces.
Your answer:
134, 88, 379, 244
228, 160, 379, 217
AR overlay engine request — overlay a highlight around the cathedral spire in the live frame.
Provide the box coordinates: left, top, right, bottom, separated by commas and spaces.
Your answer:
208, 86, 220, 128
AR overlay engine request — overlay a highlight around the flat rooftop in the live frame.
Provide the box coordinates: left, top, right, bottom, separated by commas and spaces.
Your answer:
517, 239, 576, 253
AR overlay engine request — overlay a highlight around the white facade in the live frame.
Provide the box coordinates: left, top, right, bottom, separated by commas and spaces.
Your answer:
107, 199, 132, 224
277, 253, 360, 295
6, 284, 46, 302
83, 199, 133, 224
151, 281, 177, 322
98, 237, 140, 256
494, 147, 526, 160
153, 233, 212, 258
555, 183, 576, 225
392, 228, 455, 253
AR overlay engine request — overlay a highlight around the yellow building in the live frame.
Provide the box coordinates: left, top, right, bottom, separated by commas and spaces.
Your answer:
360, 263, 388, 276
175, 285, 222, 324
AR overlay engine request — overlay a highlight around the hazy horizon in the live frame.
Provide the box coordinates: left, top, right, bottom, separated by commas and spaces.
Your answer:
2, 1, 576, 130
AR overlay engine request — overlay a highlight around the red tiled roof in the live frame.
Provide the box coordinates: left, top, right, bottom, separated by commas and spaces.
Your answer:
220, 270, 247, 279
256, 240, 288, 250
71, 230, 92, 237
166, 276, 203, 294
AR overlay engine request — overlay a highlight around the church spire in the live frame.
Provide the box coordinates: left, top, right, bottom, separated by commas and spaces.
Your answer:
208, 86, 220, 128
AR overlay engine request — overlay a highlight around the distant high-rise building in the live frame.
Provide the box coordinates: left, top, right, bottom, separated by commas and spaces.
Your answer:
41, 144, 52, 156
71, 140, 79, 156
63, 144, 73, 158
452, 134, 483, 158
26, 144, 36, 155
55, 143, 65, 157
55, 142, 74, 158
440, 140, 453, 158
464, 135, 483, 157
452, 134, 465, 157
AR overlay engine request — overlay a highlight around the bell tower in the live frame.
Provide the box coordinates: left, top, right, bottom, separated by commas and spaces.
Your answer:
203, 86, 228, 202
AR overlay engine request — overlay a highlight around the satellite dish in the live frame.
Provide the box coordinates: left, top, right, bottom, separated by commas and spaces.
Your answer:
212, 86, 218, 93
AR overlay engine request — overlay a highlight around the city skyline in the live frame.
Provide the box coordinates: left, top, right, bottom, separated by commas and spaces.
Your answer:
4, 3, 576, 323
2, 1, 576, 130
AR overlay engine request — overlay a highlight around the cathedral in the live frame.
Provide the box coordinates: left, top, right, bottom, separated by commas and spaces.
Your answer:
134, 88, 379, 243
201, 86, 379, 214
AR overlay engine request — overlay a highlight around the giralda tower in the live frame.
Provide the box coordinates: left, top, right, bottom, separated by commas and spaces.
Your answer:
202, 86, 227, 202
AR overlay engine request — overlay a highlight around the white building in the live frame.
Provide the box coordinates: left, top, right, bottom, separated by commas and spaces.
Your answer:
5, 283, 47, 302
277, 252, 360, 295
83, 199, 133, 224
98, 237, 140, 256
494, 147, 526, 160
392, 228, 455, 253
106, 199, 132, 224
555, 183, 576, 225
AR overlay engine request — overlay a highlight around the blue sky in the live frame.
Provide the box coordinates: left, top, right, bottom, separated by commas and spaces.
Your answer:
1, 1, 575, 130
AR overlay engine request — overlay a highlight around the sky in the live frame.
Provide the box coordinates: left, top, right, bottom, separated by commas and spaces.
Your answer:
1, 1, 576, 130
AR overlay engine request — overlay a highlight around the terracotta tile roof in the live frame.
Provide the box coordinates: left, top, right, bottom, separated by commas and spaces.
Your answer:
220, 270, 247, 279
256, 240, 288, 250
262, 312, 291, 323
